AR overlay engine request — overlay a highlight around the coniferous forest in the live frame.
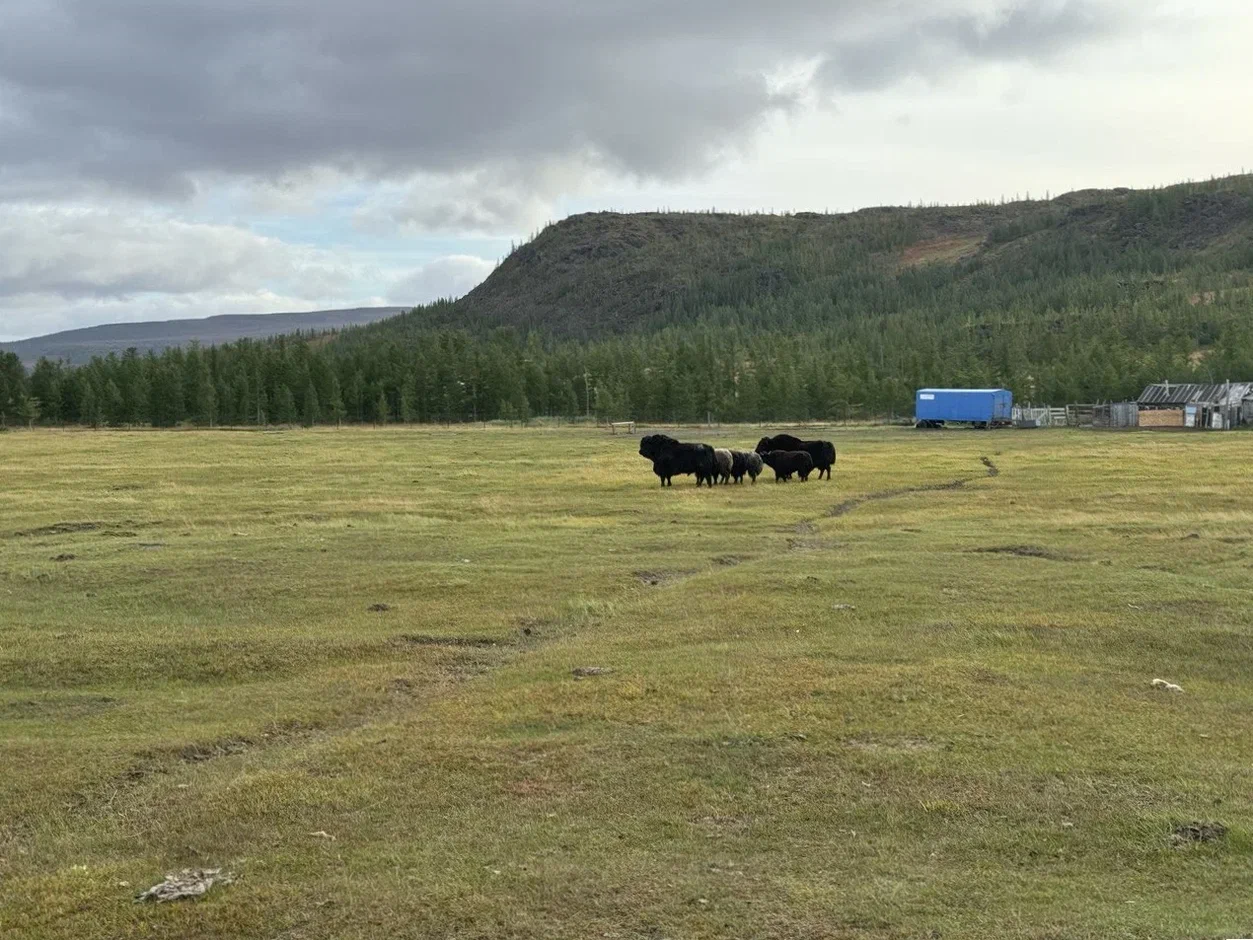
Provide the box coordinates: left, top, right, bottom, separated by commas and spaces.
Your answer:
3, 176, 1252, 428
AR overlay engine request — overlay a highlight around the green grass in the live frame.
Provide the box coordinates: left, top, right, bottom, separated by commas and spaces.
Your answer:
1, 426, 1251, 939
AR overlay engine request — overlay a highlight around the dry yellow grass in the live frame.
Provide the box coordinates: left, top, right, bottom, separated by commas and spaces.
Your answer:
1, 426, 1250, 938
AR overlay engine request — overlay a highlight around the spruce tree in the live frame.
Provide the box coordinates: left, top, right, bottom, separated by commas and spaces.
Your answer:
18, 396, 41, 429
276, 384, 296, 425
196, 374, 217, 427
303, 382, 320, 427
328, 376, 346, 427
104, 380, 125, 427
400, 375, 416, 423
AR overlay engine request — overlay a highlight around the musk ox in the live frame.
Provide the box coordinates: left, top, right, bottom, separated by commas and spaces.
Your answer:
755, 434, 837, 480
639, 434, 717, 487
745, 450, 763, 483
713, 448, 734, 485
761, 449, 814, 482
729, 449, 764, 484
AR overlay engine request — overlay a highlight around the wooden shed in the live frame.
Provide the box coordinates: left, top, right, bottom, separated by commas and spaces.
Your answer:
1135, 382, 1253, 430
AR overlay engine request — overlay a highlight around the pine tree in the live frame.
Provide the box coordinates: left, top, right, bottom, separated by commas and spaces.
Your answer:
374, 389, 390, 425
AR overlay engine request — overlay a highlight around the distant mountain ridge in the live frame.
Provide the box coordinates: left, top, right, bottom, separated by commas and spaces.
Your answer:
1, 307, 408, 365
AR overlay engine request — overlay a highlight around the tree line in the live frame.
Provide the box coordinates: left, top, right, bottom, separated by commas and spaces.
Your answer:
4, 178, 1252, 429
3, 294, 1251, 429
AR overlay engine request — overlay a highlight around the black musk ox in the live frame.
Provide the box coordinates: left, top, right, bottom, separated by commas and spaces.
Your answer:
639, 434, 717, 487
761, 449, 814, 482
729, 450, 763, 484
755, 434, 836, 480
713, 448, 733, 485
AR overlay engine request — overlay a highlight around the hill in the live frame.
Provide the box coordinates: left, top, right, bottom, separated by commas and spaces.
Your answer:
0, 307, 406, 366
363, 175, 1253, 341
5, 175, 1253, 427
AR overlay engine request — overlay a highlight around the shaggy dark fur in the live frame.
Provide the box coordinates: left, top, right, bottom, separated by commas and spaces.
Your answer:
755, 434, 837, 480
745, 450, 763, 483
729, 449, 764, 484
713, 448, 733, 485
760, 449, 815, 482
639, 434, 717, 487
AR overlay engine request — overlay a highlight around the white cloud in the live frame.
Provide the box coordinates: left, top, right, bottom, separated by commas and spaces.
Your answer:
387, 255, 496, 305
0, 205, 354, 300
0, 204, 378, 339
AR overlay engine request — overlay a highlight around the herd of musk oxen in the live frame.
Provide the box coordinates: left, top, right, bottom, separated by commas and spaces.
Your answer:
638, 433, 837, 487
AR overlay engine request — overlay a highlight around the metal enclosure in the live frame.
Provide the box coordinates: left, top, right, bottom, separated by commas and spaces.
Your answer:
915, 388, 1013, 426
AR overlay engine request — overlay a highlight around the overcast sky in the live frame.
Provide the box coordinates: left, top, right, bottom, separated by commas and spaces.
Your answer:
1, 0, 1250, 341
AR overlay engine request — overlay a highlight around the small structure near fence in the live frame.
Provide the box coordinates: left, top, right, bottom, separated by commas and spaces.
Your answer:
1136, 382, 1253, 430
1012, 406, 1067, 428
608, 421, 636, 435
1093, 402, 1139, 429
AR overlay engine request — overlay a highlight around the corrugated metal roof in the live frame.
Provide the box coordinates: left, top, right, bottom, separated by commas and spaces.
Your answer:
1136, 382, 1253, 406
916, 388, 1010, 394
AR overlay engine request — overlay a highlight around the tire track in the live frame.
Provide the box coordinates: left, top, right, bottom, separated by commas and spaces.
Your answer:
826, 455, 1000, 519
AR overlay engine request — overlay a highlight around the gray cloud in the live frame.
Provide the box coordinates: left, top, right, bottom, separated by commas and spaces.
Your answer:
817, 2, 1117, 91
0, 1, 1127, 201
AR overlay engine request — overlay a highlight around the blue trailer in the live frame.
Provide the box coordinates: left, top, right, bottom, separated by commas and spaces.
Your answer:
915, 388, 1013, 428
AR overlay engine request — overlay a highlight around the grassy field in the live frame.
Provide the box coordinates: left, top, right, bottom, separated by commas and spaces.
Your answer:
1, 426, 1250, 939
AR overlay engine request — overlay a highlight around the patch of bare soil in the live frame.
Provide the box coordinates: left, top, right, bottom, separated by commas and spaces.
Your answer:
571, 666, 612, 679
179, 738, 252, 763
395, 633, 501, 648
634, 570, 691, 586
897, 235, 984, 268
51, 553, 76, 562
980, 456, 1000, 476
828, 479, 968, 518
712, 555, 746, 567
1170, 821, 1227, 845
2, 695, 118, 719
15, 521, 103, 537
970, 545, 1067, 560
367, 603, 392, 612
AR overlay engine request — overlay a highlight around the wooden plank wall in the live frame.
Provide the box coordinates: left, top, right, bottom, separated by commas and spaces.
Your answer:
1139, 408, 1185, 428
